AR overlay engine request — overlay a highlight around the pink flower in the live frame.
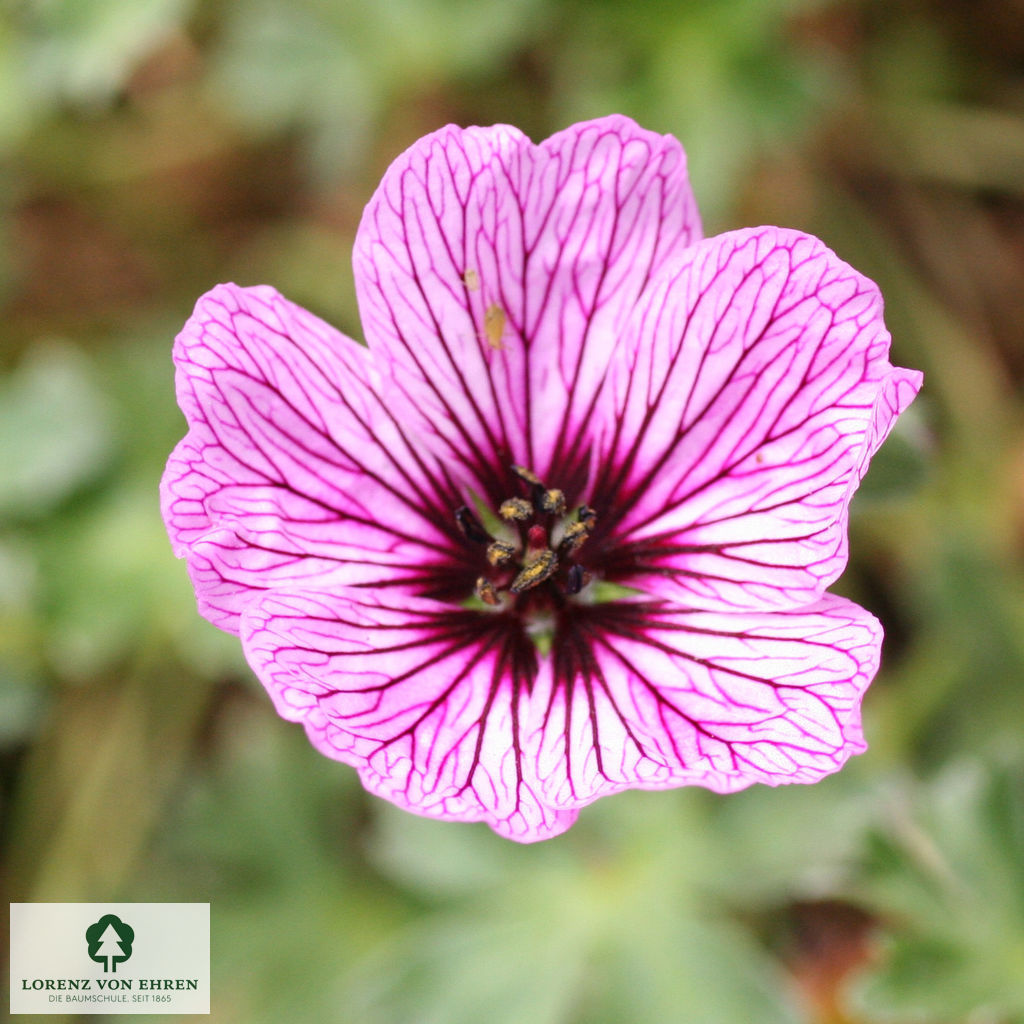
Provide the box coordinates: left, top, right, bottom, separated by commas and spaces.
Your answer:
162, 116, 922, 842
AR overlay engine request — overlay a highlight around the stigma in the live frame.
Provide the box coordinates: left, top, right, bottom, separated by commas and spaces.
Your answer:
455, 466, 595, 610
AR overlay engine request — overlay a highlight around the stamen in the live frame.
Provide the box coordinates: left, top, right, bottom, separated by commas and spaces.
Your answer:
500, 497, 533, 521
457, 477, 595, 609
540, 488, 566, 516
510, 464, 547, 507
511, 465, 542, 487
486, 540, 516, 566
475, 577, 501, 606
559, 521, 592, 556
510, 549, 558, 593
565, 564, 589, 595
455, 505, 491, 544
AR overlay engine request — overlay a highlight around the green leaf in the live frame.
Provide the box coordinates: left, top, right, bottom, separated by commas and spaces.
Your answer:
847, 761, 1024, 1021
354, 790, 804, 1024
16, 0, 194, 106
210, 0, 544, 176
0, 340, 114, 519
150, 714, 405, 1024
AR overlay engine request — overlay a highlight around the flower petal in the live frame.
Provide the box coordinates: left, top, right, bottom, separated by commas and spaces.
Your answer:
161, 284, 464, 633
240, 588, 578, 842
592, 227, 923, 610
533, 594, 881, 809
240, 586, 879, 837
354, 114, 701, 500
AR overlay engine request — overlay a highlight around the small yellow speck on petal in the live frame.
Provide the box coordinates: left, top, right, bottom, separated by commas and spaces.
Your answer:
464, 268, 480, 291
484, 304, 506, 349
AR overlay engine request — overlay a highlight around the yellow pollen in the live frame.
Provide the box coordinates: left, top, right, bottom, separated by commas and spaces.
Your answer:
540, 488, 566, 515
486, 540, 516, 566
511, 465, 542, 486
463, 268, 480, 291
499, 497, 533, 521
475, 576, 501, 606
559, 520, 591, 555
509, 549, 558, 593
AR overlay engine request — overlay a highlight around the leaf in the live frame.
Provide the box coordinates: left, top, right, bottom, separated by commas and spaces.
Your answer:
353, 790, 804, 1024
15, 0, 194, 106
0, 340, 114, 519
209, 0, 544, 175
847, 761, 1024, 1021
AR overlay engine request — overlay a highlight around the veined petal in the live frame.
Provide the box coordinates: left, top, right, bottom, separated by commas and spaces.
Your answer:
241, 587, 879, 835
593, 227, 923, 610
859, 362, 924, 480
241, 588, 578, 843
534, 594, 880, 808
354, 115, 701, 501
160, 284, 463, 633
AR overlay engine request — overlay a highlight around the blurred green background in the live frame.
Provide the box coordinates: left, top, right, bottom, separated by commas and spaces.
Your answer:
2, 0, 1023, 1021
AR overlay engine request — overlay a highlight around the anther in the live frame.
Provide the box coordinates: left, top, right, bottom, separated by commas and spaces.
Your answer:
475, 577, 501, 606
540, 488, 566, 516
499, 497, 533, 521
511, 464, 548, 508
486, 540, 516, 566
559, 521, 592, 556
565, 564, 589, 595
511, 465, 542, 487
455, 505, 491, 545
577, 505, 597, 525
509, 549, 558, 594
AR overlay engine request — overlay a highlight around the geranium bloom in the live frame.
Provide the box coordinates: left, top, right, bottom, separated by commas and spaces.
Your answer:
162, 116, 921, 842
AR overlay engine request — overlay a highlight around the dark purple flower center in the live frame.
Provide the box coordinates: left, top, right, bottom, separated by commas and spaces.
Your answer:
455, 465, 596, 616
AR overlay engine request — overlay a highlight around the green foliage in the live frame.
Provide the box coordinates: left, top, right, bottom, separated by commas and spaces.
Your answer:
548, 0, 840, 223
345, 792, 805, 1024
210, 0, 545, 176
848, 763, 1024, 1022
10, 0, 194, 107
0, 341, 114, 519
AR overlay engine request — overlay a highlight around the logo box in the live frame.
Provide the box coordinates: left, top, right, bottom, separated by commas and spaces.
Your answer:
10, 903, 210, 1015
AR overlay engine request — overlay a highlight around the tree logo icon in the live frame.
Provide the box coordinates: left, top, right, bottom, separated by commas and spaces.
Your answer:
85, 914, 135, 973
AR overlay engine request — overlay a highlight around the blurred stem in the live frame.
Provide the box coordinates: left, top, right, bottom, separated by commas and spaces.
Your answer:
877, 101, 1024, 195
5, 635, 215, 900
